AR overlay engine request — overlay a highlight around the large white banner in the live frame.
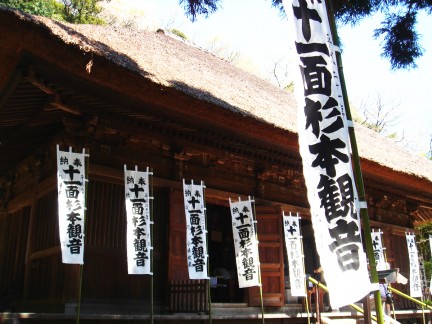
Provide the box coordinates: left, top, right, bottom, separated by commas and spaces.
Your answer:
283, 212, 306, 296
429, 234, 432, 259
57, 145, 88, 264
371, 230, 387, 270
183, 179, 208, 279
429, 235, 432, 293
229, 197, 260, 288
406, 233, 422, 297
124, 166, 153, 275
282, 0, 371, 308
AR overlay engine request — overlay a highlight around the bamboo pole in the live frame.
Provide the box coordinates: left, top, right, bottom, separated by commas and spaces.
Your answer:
149, 167, 154, 324
252, 198, 265, 324
422, 304, 426, 324
207, 281, 212, 324
76, 147, 89, 324
324, 1, 384, 323
303, 284, 311, 324
389, 286, 427, 324
287, 212, 311, 324
202, 182, 212, 324
297, 213, 311, 324
379, 230, 397, 320
259, 281, 265, 324
388, 286, 432, 310
76, 265, 83, 324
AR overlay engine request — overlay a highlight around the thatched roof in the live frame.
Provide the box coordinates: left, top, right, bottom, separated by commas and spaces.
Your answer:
0, 7, 431, 184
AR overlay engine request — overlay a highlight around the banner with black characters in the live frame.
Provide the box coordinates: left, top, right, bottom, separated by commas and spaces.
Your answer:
283, 212, 306, 296
429, 234, 432, 258
229, 197, 260, 288
371, 230, 387, 270
282, 0, 371, 308
429, 234, 432, 293
124, 166, 153, 275
183, 179, 208, 280
406, 233, 422, 297
57, 145, 88, 264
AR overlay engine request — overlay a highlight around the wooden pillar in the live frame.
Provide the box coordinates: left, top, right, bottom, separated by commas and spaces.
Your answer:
23, 168, 40, 301
23, 200, 36, 301
363, 295, 372, 324
315, 286, 321, 324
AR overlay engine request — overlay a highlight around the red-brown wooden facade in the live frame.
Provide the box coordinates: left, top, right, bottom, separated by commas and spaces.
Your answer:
1, 7, 432, 322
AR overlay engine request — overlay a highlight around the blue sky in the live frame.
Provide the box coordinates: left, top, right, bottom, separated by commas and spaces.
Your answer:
143, 0, 431, 155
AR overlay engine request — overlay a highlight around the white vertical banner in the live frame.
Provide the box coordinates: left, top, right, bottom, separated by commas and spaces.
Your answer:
183, 179, 209, 279
282, 0, 371, 308
429, 234, 432, 258
429, 235, 432, 293
283, 212, 306, 297
229, 197, 260, 288
371, 230, 387, 270
57, 145, 88, 264
430, 275, 432, 295
124, 165, 153, 275
406, 233, 422, 297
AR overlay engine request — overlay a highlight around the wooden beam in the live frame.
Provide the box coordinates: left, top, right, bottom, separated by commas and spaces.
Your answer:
49, 96, 82, 116
24, 67, 82, 116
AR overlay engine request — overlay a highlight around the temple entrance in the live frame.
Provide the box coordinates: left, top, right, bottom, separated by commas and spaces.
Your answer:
207, 204, 244, 303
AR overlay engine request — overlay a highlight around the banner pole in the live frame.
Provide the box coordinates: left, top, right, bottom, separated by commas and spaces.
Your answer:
76, 148, 89, 324
259, 282, 265, 324
148, 167, 154, 324
202, 182, 212, 324
207, 280, 212, 324
298, 214, 311, 324
381, 231, 397, 320
251, 198, 265, 324
420, 256, 426, 324
324, 1, 384, 323
76, 265, 83, 324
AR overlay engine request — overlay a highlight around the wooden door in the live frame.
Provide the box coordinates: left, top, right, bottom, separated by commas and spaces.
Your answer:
168, 189, 188, 280
248, 205, 285, 306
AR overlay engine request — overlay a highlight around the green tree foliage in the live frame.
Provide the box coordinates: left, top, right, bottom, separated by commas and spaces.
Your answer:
0, 0, 105, 24
169, 28, 189, 40
180, 0, 431, 70
0, 0, 61, 18
61, 0, 104, 24
179, 0, 219, 21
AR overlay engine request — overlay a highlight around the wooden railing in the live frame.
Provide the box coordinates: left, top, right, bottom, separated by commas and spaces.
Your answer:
169, 279, 208, 313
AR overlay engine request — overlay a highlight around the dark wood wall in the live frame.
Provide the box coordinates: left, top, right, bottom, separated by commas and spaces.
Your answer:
0, 207, 30, 309
0, 176, 171, 311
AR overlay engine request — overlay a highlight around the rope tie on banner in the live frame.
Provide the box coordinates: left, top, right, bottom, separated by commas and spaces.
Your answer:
358, 201, 368, 209
346, 120, 354, 128
331, 44, 341, 53
370, 283, 380, 291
